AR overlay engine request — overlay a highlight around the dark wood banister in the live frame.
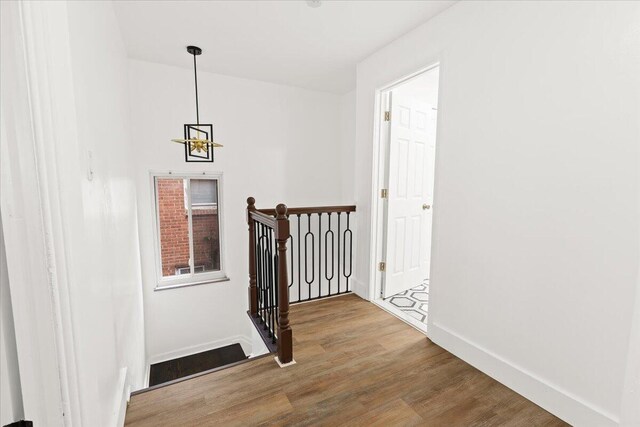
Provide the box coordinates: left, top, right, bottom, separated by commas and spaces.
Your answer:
258, 205, 356, 216
274, 204, 292, 364
250, 209, 277, 227
247, 197, 293, 364
247, 198, 356, 366
247, 197, 258, 320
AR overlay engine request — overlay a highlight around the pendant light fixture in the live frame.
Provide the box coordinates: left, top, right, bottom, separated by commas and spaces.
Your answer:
171, 45, 222, 162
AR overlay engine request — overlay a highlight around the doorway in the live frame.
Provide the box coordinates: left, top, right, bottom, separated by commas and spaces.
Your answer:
373, 65, 440, 333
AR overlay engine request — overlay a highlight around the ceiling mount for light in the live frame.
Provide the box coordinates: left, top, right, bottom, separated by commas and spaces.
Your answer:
306, 0, 321, 8
171, 45, 222, 162
186, 45, 202, 56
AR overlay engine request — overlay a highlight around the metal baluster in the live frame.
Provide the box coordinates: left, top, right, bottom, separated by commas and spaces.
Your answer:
274, 236, 280, 338
257, 223, 262, 323
287, 215, 294, 303
258, 223, 265, 325
254, 221, 260, 321
263, 224, 268, 332
325, 213, 335, 295
344, 212, 353, 291
262, 224, 269, 329
337, 213, 341, 294
318, 213, 322, 298
267, 226, 274, 338
264, 227, 268, 317
304, 214, 314, 301
263, 225, 268, 320
297, 214, 301, 303
261, 222, 266, 309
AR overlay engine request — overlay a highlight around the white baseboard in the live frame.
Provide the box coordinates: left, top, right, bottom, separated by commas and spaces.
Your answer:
429, 322, 618, 427
148, 335, 252, 365
351, 278, 369, 300
114, 367, 128, 427
235, 335, 252, 357
143, 363, 151, 389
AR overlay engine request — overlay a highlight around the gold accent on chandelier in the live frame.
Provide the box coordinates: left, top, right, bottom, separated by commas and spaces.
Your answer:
171, 138, 224, 153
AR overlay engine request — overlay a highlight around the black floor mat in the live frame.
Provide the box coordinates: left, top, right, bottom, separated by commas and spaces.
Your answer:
149, 343, 247, 387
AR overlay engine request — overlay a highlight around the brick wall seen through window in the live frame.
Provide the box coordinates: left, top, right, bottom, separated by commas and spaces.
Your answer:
156, 177, 221, 279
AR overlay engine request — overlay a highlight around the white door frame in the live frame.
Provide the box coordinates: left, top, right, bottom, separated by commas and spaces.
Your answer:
369, 59, 443, 304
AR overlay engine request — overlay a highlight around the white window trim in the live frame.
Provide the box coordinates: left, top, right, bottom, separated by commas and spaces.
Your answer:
150, 171, 229, 290
192, 203, 218, 209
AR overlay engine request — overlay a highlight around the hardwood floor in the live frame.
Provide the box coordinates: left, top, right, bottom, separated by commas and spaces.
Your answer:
125, 294, 567, 426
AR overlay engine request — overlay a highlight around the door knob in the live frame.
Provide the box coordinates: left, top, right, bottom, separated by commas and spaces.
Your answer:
422, 204, 431, 210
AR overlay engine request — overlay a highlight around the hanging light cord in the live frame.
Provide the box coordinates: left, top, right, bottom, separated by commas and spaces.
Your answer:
193, 51, 200, 126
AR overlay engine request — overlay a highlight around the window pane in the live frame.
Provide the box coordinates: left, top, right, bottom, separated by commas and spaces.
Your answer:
191, 178, 217, 206
190, 179, 221, 273
156, 178, 190, 277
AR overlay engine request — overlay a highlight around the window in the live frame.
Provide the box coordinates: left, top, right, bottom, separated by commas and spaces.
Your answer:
153, 173, 226, 289
184, 179, 218, 210
175, 265, 205, 275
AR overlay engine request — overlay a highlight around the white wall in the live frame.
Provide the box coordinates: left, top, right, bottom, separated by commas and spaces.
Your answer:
129, 59, 354, 364
64, 2, 147, 423
1, 1, 145, 423
62, 2, 147, 425
392, 67, 439, 106
354, 1, 640, 426
339, 90, 357, 203
0, 216, 24, 426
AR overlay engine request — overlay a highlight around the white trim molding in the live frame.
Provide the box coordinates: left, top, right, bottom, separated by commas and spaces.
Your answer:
429, 322, 618, 427
148, 171, 228, 290
114, 367, 129, 427
367, 59, 443, 302
620, 162, 640, 426
147, 335, 252, 367
350, 278, 369, 301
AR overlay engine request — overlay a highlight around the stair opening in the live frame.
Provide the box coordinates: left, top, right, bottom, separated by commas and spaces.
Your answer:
246, 198, 357, 365
148, 343, 248, 387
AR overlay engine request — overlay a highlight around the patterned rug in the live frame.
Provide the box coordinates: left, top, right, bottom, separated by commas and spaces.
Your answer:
385, 280, 429, 324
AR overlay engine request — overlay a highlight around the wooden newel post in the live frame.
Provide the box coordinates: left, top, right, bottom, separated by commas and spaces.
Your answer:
275, 203, 293, 364
247, 197, 257, 317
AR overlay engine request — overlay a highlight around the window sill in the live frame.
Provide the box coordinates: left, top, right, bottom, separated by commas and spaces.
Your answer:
154, 276, 230, 291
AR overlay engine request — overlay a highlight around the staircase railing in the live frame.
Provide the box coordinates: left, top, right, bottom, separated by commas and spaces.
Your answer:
247, 197, 356, 365
247, 198, 292, 364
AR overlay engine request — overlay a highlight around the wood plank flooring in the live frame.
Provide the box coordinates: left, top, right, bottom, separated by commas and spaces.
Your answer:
125, 294, 567, 426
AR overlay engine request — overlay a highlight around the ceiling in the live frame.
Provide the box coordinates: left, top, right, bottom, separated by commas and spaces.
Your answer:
113, 1, 455, 94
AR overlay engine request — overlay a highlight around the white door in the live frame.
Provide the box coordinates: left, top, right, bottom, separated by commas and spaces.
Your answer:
383, 91, 437, 298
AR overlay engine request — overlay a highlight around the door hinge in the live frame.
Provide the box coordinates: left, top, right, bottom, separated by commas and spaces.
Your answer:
384, 111, 390, 121
378, 261, 386, 272
380, 188, 388, 199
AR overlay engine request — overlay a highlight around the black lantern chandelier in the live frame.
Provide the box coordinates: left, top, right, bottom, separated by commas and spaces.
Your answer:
171, 45, 222, 162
